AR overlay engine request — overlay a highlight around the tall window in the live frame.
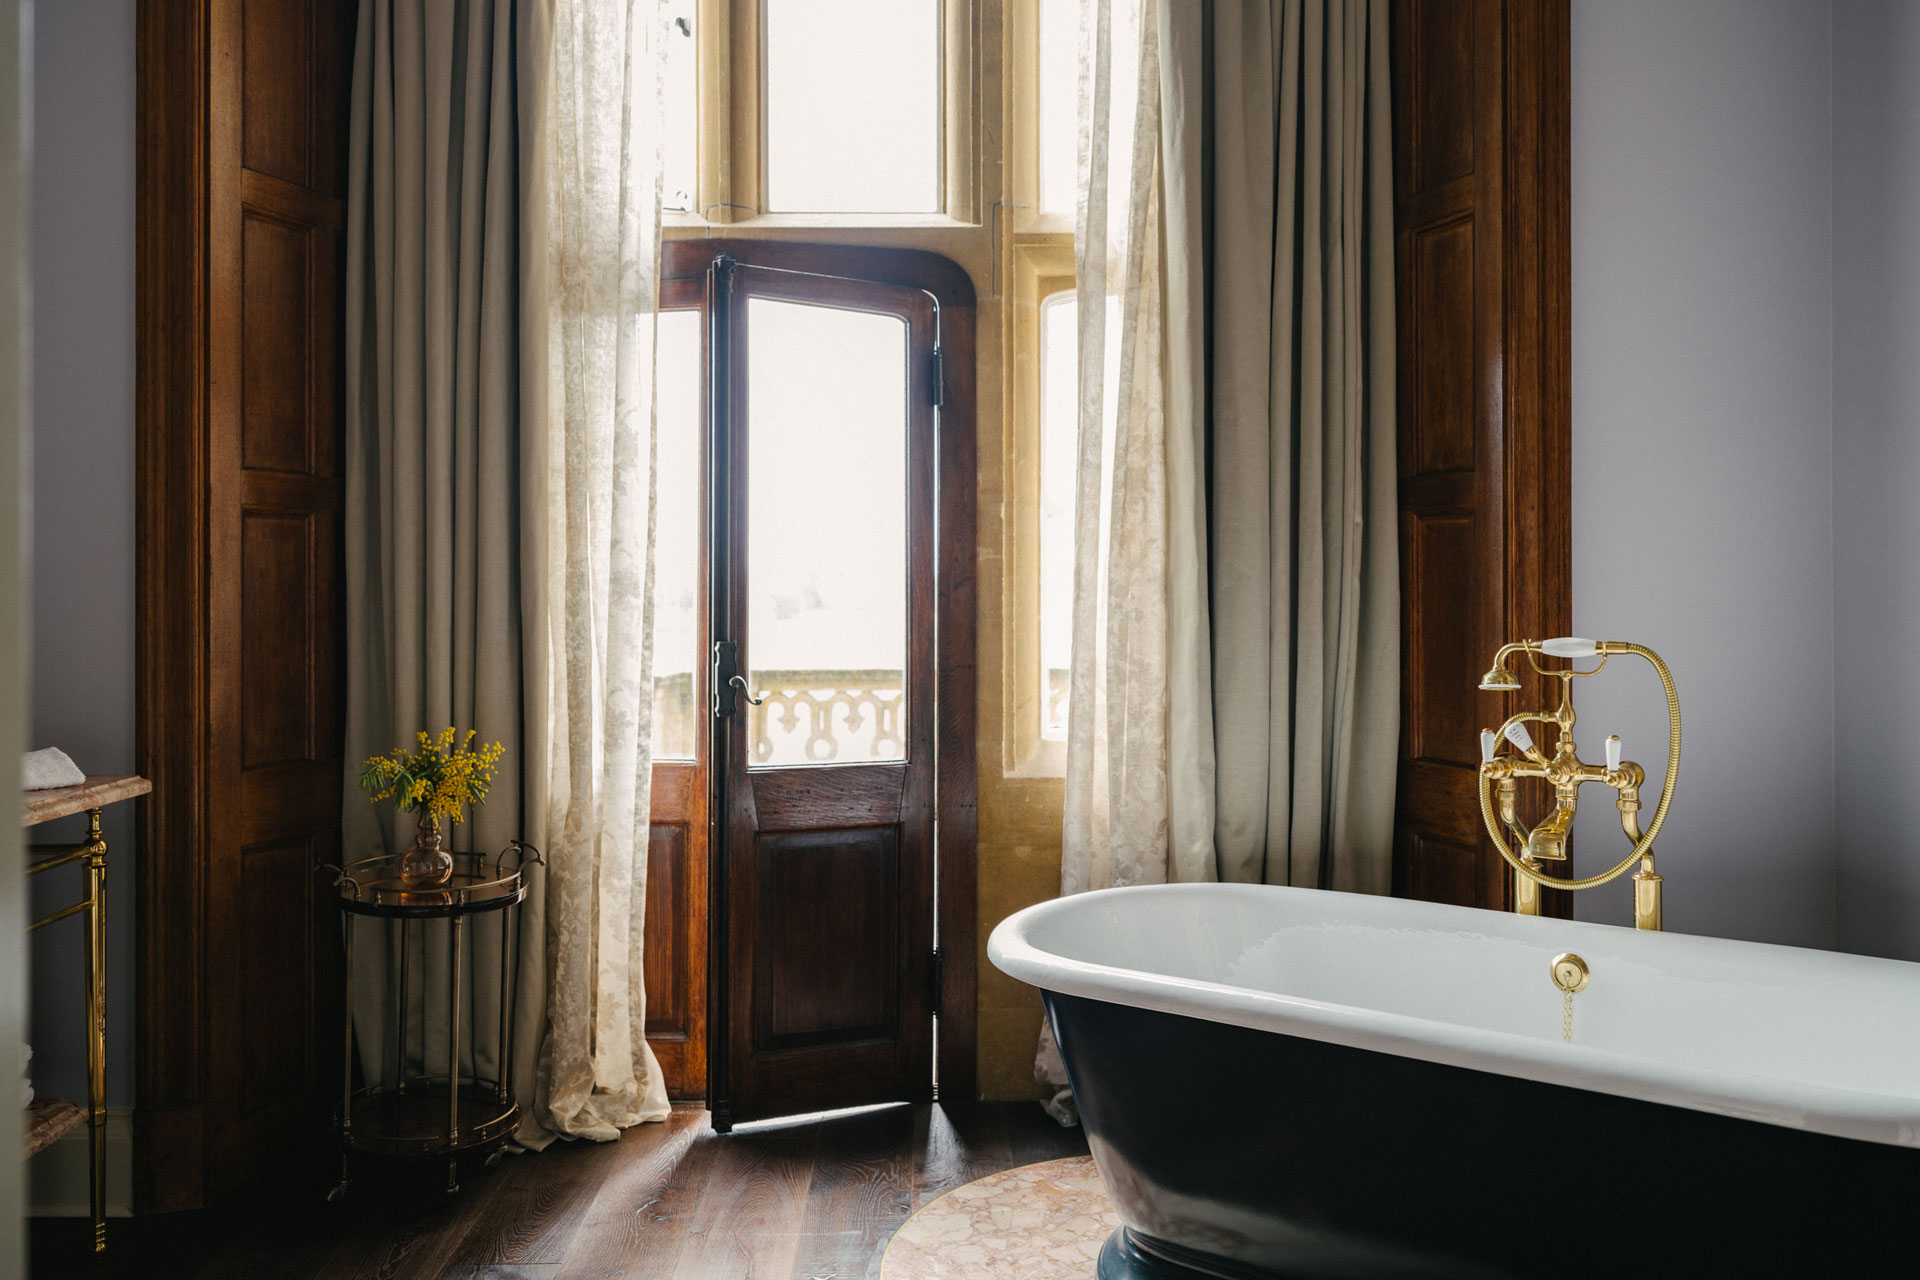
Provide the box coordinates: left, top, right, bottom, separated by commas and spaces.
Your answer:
659, 0, 966, 224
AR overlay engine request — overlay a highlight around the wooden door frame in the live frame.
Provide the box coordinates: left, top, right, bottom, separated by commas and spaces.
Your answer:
661, 239, 978, 1114
133, 0, 215, 1210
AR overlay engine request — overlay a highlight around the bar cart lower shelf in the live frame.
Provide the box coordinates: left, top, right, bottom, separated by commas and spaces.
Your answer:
327, 843, 542, 1199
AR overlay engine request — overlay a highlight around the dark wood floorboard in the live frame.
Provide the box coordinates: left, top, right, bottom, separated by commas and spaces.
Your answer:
27, 1103, 1087, 1280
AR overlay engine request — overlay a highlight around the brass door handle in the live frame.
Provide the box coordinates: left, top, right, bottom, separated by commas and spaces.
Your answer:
728, 675, 765, 706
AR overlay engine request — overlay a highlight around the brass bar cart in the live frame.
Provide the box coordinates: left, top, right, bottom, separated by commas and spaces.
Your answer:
326, 841, 541, 1199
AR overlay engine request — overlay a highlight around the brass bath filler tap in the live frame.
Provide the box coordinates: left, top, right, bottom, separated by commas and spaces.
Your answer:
1475, 638, 1682, 931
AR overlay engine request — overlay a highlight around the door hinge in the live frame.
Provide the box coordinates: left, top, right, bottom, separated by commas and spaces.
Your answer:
929, 347, 944, 407
930, 946, 945, 1017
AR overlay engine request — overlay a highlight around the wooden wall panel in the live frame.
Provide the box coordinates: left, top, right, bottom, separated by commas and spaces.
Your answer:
240, 0, 315, 186
239, 214, 314, 473
137, 0, 354, 1208
239, 511, 315, 765
642, 759, 707, 1100
1391, 0, 1572, 915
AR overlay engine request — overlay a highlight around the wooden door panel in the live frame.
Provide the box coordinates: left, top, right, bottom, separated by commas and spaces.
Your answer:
755, 829, 900, 1048
644, 759, 707, 1098
749, 765, 906, 830
1391, 0, 1570, 915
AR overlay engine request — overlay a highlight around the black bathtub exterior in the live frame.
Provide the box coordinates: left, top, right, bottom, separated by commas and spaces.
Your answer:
1045, 990, 1920, 1279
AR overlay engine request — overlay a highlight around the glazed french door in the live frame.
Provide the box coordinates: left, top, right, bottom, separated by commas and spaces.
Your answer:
706, 254, 939, 1129
647, 242, 962, 1128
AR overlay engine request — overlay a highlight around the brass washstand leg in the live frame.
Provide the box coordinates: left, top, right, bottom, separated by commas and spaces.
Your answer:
448, 915, 464, 1195
83, 809, 107, 1252
331, 912, 354, 1202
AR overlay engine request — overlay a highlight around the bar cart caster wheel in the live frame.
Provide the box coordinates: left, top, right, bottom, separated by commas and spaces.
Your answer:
446, 1157, 461, 1196
485, 1148, 505, 1170
327, 1180, 349, 1204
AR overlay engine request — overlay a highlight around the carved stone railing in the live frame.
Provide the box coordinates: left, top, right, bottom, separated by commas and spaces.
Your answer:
648, 668, 907, 765
749, 669, 904, 764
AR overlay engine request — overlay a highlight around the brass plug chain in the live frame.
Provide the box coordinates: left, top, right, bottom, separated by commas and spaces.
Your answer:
1561, 990, 1574, 1045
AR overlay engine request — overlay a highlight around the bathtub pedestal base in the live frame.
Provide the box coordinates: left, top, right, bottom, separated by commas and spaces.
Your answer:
1098, 1228, 1273, 1280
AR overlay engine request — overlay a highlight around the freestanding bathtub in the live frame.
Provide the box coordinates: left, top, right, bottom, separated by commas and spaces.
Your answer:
988, 883, 1920, 1279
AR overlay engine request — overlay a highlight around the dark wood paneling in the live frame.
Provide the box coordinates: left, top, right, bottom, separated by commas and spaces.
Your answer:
748, 764, 906, 830
241, 0, 313, 186
136, 0, 354, 1209
755, 829, 899, 1048
239, 511, 314, 765
644, 822, 689, 1036
1410, 217, 1475, 475
1392, 0, 1572, 915
1407, 513, 1479, 768
1407, 0, 1475, 191
240, 835, 315, 1113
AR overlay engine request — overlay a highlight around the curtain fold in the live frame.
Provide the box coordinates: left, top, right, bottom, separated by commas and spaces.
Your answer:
534, 0, 673, 1143
1040, 0, 1398, 1117
1208, 0, 1398, 895
346, 0, 673, 1151
345, 0, 552, 1147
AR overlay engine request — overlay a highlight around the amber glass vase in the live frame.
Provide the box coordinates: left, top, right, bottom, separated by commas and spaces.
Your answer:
399, 812, 452, 889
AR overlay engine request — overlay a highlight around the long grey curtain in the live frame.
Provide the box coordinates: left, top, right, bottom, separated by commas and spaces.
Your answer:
1041, 0, 1398, 1117
344, 0, 553, 1146
1206, 0, 1398, 895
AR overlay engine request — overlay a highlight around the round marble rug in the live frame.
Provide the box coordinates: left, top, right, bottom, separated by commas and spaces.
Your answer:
880, 1155, 1121, 1279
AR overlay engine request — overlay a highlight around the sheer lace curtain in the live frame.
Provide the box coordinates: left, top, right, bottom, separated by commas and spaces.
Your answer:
1041, 0, 1216, 1124
536, 0, 675, 1142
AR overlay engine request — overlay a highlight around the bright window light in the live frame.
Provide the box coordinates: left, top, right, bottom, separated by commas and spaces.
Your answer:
1038, 293, 1076, 739
763, 0, 941, 213
651, 310, 702, 761
1038, 0, 1077, 215
663, 2, 697, 213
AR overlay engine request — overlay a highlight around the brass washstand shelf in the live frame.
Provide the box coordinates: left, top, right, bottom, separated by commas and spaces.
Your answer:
326, 842, 542, 1198
1475, 639, 1681, 929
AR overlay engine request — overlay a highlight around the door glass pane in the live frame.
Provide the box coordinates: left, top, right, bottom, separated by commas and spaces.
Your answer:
746, 297, 908, 767
763, 0, 940, 213
651, 309, 703, 761
1038, 0, 1077, 215
663, 1, 698, 213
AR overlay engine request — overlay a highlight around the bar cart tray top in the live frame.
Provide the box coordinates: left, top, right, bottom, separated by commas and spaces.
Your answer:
332, 844, 541, 917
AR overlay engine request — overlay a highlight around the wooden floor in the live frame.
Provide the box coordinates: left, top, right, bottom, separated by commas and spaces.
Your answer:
29, 1102, 1088, 1280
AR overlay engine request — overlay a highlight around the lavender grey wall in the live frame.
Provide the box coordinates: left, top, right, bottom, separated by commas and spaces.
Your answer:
1833, 1, 1920, 961
27, 0, 135, 1107
1568, 1, 1837, 947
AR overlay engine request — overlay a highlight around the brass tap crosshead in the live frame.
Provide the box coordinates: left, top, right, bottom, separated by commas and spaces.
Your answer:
1475, 638, 1681, 930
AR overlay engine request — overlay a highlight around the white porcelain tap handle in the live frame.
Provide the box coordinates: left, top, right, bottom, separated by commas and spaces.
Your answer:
1540, 637, 1599, 659
1503, 722, 1535, 754
1481, 729, 1498, 763
1606, 734, 1622, 771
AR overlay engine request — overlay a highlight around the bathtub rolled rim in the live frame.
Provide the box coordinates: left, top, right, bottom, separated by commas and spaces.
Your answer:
988, 883, 1920, 1150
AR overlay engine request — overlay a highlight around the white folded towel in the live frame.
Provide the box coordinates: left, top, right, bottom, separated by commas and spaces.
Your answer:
22, 747, 86, 791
